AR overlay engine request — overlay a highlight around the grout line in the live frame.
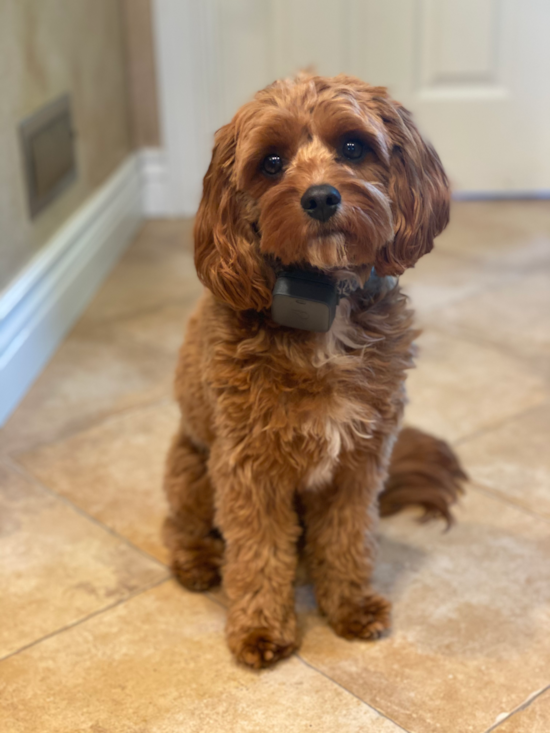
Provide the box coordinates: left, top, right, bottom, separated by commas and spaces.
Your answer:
295, 653, 412, 733
3, 456, 169, 570
468, 481, 550, 525
205, 592, 227, 610
481, 683, 550, 733
3, 394, 174, 459
452, 398, 550, 450
424, 320, 549, 381
406, 255, 550, 325
0, 576, 170, 664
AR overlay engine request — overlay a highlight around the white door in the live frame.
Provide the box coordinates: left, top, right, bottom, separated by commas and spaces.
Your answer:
154, 0, 550, 214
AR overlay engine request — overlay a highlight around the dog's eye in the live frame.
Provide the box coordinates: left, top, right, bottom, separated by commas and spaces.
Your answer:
261, 154, 283, 176
342, 140, 365, 161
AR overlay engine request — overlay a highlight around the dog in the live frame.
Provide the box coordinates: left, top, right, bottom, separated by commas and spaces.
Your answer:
163, 73, 467, 669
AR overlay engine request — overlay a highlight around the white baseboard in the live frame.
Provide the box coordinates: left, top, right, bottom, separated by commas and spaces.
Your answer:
453, 189, 550, 201
0, 156, 142, 426
138, 147, 172, 216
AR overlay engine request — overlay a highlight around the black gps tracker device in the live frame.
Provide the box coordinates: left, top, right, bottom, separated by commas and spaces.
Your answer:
271, 271, 338, 333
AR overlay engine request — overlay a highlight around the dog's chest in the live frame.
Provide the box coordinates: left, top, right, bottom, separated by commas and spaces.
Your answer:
262, 333, 380, 491
212, 298, 407, 487
300, 412, 348, 490
296, 382, 380, 489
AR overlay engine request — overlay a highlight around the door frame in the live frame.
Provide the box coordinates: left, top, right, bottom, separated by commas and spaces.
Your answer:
153, 0, 222, 216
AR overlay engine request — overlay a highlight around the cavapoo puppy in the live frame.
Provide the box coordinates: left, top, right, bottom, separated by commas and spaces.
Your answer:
163, 73, 467, 669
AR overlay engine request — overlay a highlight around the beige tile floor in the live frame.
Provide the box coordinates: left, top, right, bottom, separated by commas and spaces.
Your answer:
1, 203, 549, 733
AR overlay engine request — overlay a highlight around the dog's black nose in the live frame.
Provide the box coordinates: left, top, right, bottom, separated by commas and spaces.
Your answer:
301, 185, 341, 222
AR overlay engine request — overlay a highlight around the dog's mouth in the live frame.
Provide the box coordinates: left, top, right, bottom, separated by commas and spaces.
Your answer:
309, 229, 346, 242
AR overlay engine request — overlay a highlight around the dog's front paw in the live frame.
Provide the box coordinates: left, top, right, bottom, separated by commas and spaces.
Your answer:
229, 627, 296, 669
330, 593, 392, 641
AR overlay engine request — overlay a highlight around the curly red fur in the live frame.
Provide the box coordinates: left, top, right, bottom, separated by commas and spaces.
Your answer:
165, 74, 466, 669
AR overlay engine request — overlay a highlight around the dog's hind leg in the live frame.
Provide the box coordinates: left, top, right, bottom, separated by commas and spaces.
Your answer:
163, 425, 223, 591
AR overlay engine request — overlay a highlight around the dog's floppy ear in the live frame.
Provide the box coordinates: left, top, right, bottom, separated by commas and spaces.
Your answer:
194, 121, 272, 312
375, 103, 450, 276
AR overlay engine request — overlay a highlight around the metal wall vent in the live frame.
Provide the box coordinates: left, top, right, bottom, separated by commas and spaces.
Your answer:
19, 95, 77, 218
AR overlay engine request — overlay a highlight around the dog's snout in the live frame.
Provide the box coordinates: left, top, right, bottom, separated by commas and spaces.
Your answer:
301, 184, 341, 222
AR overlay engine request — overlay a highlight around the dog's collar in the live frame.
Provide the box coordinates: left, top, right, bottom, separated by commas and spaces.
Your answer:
339, 268, 399, 305
270, 267, 398, 332
269, 261, 396, 298
272, 265, 398, 302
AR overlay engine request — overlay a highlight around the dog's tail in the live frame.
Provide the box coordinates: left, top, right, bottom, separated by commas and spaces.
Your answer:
379, 427, 467, 527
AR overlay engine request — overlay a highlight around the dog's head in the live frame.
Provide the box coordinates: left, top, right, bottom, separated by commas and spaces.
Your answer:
195, 74, 450, 311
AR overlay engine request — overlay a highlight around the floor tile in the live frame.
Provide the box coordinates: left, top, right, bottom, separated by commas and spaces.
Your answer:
0, 581, 404, 733
104, 300, 196, 356
77, 219, 199, 325
405, 330, 548, 443
132, 219, 195, 256
458, 402, 550, 519
16, 401, 180, 563
0, 316, 178, 456
0, 462, 166, 659
400, 248, 524, 324
422, 272, 550, 369
492, 690, 550, 733
297, 488, 550, 733
437, 201, 550, 270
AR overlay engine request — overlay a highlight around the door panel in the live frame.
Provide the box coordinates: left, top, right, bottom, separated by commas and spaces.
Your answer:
420, 0, 501, 88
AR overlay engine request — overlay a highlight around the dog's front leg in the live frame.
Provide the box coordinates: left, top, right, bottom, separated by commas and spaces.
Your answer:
302, 448, 392, 641
210, 439, 300, 669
